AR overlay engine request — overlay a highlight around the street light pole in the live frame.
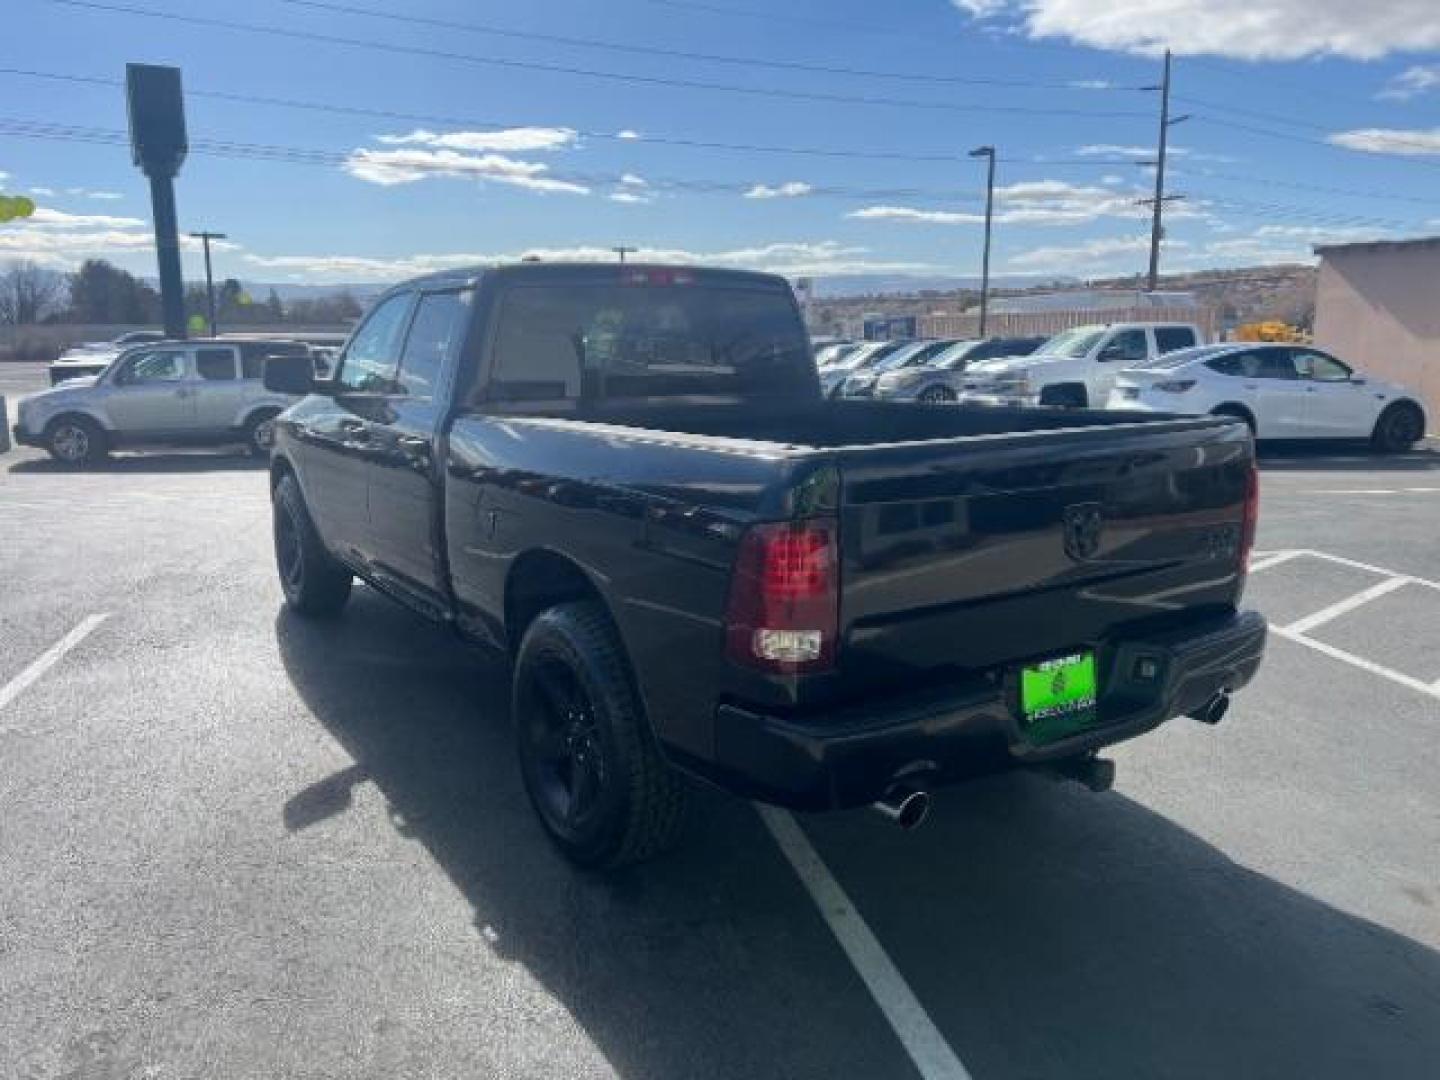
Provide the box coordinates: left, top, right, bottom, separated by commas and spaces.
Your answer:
612, 245, 637, 264
188, 230, 226, 335
969, 145, 996, 338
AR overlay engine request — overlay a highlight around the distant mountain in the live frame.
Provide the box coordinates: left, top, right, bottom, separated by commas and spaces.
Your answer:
239, 281, 386, 303
807, 273, 1075, 298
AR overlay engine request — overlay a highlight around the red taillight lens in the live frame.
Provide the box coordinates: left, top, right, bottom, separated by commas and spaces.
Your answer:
725, 520, 839, 673
1240, 463, 1259, 571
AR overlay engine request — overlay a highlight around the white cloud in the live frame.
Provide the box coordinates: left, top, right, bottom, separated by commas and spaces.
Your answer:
1328, 126, 1440, 155
28, 208, 145, 229
242, 240, 938, 284
1200, 225, 1389, 265
29, 186, 55, 196
375, 127, 578, 153
608, 191, 651, 204
616, 129, 641, 140
953, 0, 1440, 60
620, 173, 647, 187
343, 147, 590, 193
1068, 79, 1115, 89
1377, 64, 1440, 100
1101, 174, 1124, 185
1076, 144, 1153, 158
1006, 235, 1172, 272
744, 181, 814, 199
849, 179, 1180, 228
87, 191, 123, 200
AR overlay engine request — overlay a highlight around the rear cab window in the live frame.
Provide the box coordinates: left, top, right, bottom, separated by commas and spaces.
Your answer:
1154, 326, 1198, 354
484, 275, 811, 407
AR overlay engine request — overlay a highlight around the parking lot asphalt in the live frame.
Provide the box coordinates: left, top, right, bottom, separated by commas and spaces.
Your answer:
3, 360, 1438, 1080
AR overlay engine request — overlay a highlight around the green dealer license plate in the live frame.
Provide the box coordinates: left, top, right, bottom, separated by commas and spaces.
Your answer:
1019, 651, 1099, 744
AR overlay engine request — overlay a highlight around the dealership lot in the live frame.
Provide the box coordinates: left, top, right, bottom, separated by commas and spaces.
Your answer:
2, 361, 1438, 1080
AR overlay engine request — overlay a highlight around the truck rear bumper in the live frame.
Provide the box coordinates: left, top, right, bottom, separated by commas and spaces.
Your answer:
696, 610, 1267, 811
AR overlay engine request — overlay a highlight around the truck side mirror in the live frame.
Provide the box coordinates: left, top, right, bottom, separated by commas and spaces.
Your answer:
264, 353, 319, 395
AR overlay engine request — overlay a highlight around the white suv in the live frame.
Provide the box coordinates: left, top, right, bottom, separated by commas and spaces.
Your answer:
14, 338, 311, 464
960, 322, 1203, 408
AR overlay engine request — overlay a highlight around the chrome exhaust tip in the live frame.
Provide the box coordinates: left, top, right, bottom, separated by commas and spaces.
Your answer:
872, 785, 931, 830
1189, 692, 1230, 726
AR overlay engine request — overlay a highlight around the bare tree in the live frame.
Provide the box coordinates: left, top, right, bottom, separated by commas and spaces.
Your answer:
0, 260, 65, 325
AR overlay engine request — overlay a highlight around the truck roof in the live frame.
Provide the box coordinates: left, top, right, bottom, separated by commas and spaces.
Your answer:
393, 261, 792, 293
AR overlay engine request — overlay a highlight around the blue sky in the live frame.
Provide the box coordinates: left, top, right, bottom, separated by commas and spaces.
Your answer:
4, 0, 1440, 285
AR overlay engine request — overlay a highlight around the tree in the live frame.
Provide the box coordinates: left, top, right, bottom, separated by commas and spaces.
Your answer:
0, 260, 65, 325
67, 259, 159, 323
264, 287, 284, 323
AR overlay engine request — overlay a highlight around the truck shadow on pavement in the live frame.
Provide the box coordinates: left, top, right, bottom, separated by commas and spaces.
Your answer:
275, 589, 1440, 1080
1257, 438, 1440, 473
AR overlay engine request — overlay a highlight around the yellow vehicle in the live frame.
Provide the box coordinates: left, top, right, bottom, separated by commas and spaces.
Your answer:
1234, 321, 1309, 343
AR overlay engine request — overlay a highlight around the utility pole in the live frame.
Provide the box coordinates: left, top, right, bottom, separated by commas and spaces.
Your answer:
189, 229, 226, 336
968, 145, 996, 338
611, 245, 637, 264
1141, 49, 1189, 291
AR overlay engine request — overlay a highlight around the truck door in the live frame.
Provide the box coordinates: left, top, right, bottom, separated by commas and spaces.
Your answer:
365, 288, 472, 603
296, 291, 415, 563
1090, 328, 1148, 403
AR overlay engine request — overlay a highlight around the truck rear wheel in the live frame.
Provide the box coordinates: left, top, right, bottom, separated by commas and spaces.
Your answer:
513, 601, 688, 868
273, 474, 352, 617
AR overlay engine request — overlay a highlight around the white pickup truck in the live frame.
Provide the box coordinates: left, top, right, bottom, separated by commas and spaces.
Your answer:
959, 322, 1204, 408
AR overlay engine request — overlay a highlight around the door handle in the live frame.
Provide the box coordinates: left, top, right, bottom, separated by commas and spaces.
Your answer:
397, 435, 429, 453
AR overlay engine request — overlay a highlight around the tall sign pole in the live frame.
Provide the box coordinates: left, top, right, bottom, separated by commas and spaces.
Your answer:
126, 64, 189, 339
969, 145, 996, 338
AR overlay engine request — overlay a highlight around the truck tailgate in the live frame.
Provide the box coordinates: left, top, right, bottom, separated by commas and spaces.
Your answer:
834, 417, 1253, 681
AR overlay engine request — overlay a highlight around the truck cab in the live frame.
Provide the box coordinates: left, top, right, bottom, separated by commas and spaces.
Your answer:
961, 322, 1204, 409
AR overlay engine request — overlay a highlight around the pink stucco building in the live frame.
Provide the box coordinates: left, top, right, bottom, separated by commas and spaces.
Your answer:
1314, 238, 1440, 426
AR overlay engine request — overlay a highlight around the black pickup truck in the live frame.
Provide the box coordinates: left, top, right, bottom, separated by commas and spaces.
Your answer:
264, 262, 1266, 867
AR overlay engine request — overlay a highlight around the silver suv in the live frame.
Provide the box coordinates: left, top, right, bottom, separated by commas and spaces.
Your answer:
13, 338, 311, 464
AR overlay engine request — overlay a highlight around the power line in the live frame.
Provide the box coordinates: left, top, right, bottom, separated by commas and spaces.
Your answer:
274, 0, 1138, 91
47, 0, 1156, 120
0, 66, 1144, 168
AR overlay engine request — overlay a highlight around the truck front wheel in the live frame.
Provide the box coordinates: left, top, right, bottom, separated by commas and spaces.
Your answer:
273, 473, 352, 617
513, 602, 688, 868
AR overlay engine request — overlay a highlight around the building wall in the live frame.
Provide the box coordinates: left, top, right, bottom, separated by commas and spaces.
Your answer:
919, 305, 1217, 342
1314, 247, 1440, 425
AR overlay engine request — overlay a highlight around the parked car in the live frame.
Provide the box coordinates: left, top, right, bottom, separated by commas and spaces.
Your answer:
961, 322, 1204, 408
873, 336, 1047, 402
262, 261, 1266, 868
813, 341, 859, 368
14, 338, 313, 463
1107, 342, 1428, 452
839, 339, 958, 398
816, 339, 908, 397
49, 329, 166, 384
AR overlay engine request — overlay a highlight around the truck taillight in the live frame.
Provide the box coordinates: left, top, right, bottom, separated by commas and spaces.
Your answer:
725, 520, 838, 673
1240, 462, 1259, 571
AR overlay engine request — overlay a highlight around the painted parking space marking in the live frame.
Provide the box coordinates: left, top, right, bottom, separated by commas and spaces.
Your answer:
0, 613, 109, 720
1251, 550, 1440, 700
1282, 576, 1413, 636
757, 805, 974, 1080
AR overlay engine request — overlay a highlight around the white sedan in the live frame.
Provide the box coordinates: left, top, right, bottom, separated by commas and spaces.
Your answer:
1107, 343, 1428, 453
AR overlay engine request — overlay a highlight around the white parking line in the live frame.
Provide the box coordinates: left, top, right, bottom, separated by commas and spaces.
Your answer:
757, 805, 974, 1080
1306, 487, 1440, 496
0, 613, 109, 718
1271, 626, 1440, 702
1248, 550, 1305, 573
1282, 576, 1412, 635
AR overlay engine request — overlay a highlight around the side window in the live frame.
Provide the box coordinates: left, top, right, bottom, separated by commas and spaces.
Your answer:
1259, 351, 1300, 380
195, 348, 237, 381
395, 290, 472, 399
1292, 349, 1351, 382
337, 293, 413, 393
489, 288, 584, 403
118, 349, 187, 384
242, 344, 307, 380
1103, 329, 1148, 363
1155, 327, 1197, 353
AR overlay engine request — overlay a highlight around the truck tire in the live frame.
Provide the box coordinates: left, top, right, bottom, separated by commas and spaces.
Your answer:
273, 473, 352, 617
1211, 404, 1257, 435
1039, 384, 1087, 409
1371, 401, 1425, 454
513, 601, 688, 868
243, 410, 281, 458
44, 415, 108, 466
